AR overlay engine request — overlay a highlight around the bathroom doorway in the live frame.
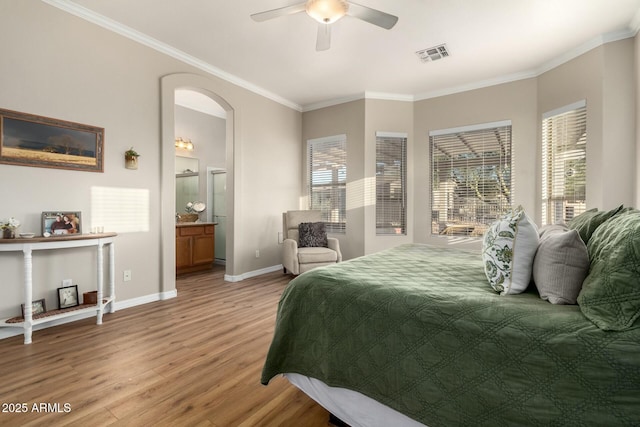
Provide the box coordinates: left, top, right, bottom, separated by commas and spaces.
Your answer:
174, 89, 227, 270
161, 73, 235, 294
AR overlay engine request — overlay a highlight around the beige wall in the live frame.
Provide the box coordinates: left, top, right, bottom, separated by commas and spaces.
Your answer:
537, 39, 636, 211
303, 38, 636, 257
0, 1, 637, 327
363, 99, 415, 254
413, 78, 539, 250
301, 100, 365, 260
0, 1, 301, 324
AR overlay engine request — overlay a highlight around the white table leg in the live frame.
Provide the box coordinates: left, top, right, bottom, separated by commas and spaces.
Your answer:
22, 246, 33, 345
108, 242, 116, 313
96, 241, 104, 325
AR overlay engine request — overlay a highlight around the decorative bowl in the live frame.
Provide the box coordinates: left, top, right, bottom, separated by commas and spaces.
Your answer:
177, 213, 199, 223
19, 232, 35, 239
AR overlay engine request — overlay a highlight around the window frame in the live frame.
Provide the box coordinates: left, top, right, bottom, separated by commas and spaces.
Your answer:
307, 134, 347, 233
429, 120, 513, 238
541, 100, 587, 226
375, 132, 407, 236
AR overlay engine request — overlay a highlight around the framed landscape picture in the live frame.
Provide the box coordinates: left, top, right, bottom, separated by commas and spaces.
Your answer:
42, 211, 82, 235
0, 108, 104, 172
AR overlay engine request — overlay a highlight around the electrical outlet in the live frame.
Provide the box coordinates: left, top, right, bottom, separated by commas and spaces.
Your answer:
62, 279, 72, 287
278, 232, 283, 244
123, 270, 132, 282
255, 249, 260, 258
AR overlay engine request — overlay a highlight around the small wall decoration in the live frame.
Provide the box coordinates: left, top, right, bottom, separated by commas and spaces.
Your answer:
124, 147, 139, 170
21, 299, 46, 318
42, 212, 82, 236
57, 285, 79, 309
0, 108, 104, 172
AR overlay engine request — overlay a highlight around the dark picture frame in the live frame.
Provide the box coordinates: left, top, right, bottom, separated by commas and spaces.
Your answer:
42, 211, 82, 236
21, 299, 46, 318
57, 285, 80, 309
0, 108, 104, 172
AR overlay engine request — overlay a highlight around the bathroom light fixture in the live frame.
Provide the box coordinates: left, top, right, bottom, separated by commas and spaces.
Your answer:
175, 137, 194, 150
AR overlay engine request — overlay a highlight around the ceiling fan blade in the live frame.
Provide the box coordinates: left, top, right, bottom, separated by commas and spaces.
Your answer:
250, 2, 307, 22
347, 2, 398, 30
316, 23, 331, 51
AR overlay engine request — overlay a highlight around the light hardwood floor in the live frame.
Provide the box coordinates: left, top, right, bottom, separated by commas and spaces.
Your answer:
0, 266, 332, 426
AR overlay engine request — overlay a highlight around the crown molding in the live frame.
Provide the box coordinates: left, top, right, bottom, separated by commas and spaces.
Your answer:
40, 1, 638, 112
414, 29, 636, 102
630, 7, 640, 35
41, 0, 303, 112
363, 92, 414, 102
302, 92, 413, 112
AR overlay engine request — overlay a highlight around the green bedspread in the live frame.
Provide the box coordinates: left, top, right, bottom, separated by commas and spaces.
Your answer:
261, 244, 640, 426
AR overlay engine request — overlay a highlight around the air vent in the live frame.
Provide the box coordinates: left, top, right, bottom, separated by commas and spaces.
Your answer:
416, 44, 450, 63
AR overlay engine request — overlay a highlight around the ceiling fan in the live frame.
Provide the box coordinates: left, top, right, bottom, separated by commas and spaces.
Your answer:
251, 0, 398, 51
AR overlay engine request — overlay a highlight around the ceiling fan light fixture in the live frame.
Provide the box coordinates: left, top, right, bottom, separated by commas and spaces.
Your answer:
305, 0, 349, 24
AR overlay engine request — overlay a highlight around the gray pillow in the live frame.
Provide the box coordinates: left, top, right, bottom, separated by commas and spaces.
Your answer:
533, 224, 589, 304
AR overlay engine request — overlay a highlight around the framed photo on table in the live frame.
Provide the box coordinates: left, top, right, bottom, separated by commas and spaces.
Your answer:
42, 211, 82, 236
57, 285, 79, 309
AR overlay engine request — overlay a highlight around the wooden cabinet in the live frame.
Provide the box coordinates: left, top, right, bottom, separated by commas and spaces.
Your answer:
176, 224, 215, 274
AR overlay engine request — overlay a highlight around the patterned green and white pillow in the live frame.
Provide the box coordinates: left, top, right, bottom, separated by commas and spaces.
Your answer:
482, 206, 539, 295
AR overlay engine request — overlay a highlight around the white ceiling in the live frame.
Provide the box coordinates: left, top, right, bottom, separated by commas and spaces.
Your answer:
47, 0, 640, 112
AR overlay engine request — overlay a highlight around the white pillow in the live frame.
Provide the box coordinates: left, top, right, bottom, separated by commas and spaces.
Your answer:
482, 206, 539, 295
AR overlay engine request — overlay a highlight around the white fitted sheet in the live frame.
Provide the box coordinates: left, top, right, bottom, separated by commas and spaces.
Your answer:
285, 373, 427, 427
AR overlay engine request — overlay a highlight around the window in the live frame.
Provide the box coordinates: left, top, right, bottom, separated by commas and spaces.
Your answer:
376, 132, 407, 235
308, 135, 347, 232
430, 121, 512, 237
542, 101, 587, 225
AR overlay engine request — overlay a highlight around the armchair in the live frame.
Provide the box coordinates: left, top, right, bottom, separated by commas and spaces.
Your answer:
282, 210, 342, 275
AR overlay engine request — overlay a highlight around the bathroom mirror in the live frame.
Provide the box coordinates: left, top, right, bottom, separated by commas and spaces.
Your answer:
176, 156, 199, 214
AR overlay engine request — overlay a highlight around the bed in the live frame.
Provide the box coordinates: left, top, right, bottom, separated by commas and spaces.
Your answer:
261, 239, 640, 426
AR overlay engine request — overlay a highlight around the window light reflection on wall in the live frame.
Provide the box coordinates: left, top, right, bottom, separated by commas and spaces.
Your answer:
91, 186, 150, 233
175, 137, 194, 151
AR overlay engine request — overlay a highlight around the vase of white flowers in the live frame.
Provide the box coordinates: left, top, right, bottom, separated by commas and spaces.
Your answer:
1, 217, 20, 239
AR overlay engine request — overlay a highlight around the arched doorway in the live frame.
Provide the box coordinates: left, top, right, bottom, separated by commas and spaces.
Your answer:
161, 73, 235, 295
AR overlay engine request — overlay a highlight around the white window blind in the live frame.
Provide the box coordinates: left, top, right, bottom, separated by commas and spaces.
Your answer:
542, 101, 587, 225
376, 132, 407, 235
430, 121, 512, 237
308, 135, 347, 232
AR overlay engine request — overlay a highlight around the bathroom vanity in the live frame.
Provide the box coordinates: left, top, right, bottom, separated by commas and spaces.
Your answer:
176, 222, 216, 274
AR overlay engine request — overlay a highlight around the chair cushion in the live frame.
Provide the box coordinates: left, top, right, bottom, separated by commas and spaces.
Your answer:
298, 247, 338, 264
299, 222, 328, 248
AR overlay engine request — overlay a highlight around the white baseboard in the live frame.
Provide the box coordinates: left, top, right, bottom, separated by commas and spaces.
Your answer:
224, 264, 283, 282
0, 290, 178, 342
113, 289, 177, 311
1, 265, 284, 341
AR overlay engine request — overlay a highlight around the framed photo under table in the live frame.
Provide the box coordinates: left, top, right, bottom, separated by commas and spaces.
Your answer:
57, 285, 79, 309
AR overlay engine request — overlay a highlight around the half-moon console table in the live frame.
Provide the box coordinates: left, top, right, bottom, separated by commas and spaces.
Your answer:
0, 232, 117, 344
